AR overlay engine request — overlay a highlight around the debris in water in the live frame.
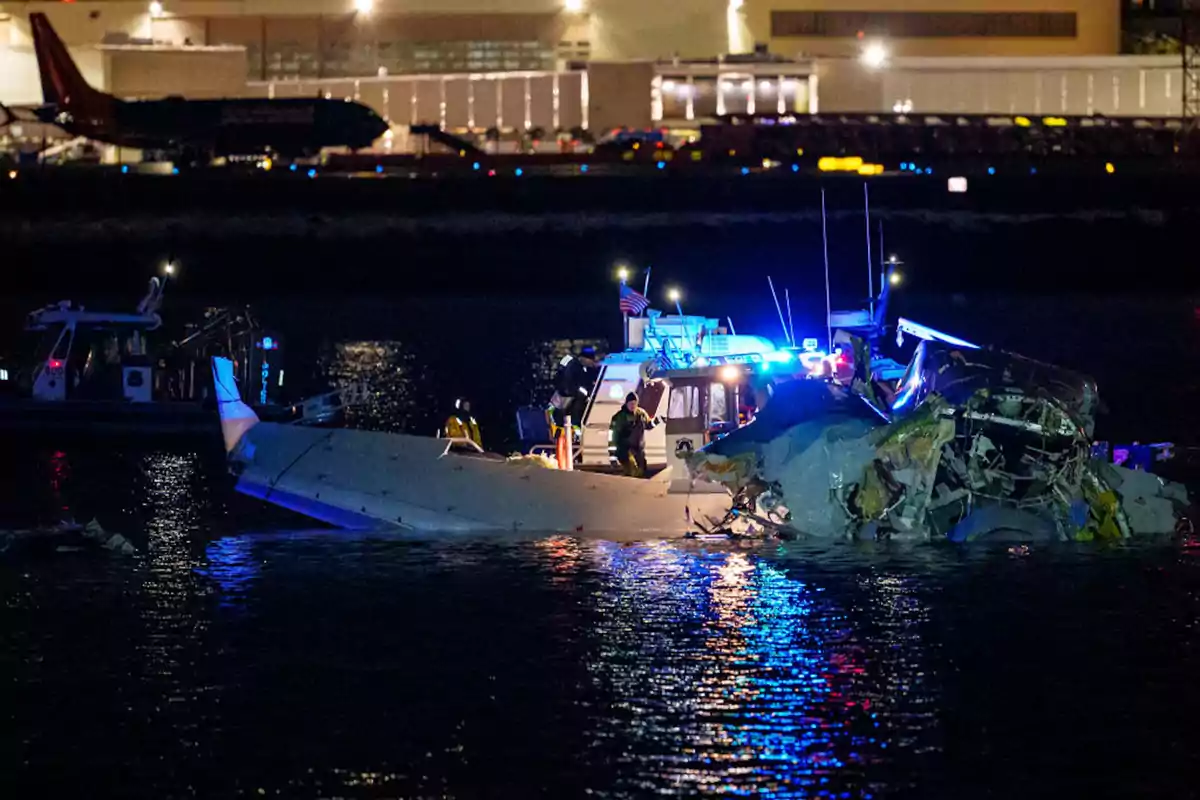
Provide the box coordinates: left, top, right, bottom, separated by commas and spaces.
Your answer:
0, 518, 135, 557
687, 338, 1190, 543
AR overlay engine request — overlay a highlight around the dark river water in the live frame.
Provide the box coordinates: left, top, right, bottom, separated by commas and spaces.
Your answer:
3, 442, 1200, 798
4, 176, 1200, 797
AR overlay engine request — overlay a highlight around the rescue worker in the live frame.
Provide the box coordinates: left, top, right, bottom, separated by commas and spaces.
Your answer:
443, 398, 483, 448
550, 346, 600, 432
610, 391, 659, 478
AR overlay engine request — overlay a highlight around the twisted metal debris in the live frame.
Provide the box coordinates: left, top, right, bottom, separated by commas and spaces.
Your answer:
687, 340, 1190, 543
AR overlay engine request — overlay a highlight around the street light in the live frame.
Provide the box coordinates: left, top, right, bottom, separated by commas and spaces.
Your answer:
860, 41, 889, 70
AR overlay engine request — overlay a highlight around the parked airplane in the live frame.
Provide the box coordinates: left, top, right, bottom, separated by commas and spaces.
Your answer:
24, 12, 389, 162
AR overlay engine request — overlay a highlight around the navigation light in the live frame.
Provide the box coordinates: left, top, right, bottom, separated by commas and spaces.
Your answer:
860, 41, 889, 70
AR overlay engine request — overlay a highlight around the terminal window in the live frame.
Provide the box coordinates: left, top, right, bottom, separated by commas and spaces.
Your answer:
260, 40, 553, 80
771, 11, 1078, 38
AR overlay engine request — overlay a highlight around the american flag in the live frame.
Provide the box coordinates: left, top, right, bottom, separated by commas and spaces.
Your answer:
619, 283, 650, 315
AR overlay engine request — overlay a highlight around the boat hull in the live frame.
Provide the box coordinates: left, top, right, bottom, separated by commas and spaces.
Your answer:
231, 422, 732, 539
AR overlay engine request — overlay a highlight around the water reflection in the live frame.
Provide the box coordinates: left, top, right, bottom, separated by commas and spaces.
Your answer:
200, 535, 259, 611
134, 451, 217, 755
581, 541, 934, 797
319, 340, 430, 433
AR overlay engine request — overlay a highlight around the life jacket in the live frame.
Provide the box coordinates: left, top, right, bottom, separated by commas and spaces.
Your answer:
444, 414, 482, 448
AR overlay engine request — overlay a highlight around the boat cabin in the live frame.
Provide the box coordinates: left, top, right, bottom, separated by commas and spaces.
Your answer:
23, 301, 163, 403
576, 311, 777, 476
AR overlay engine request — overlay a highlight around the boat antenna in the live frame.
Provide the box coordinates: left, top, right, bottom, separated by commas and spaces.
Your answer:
785, 287, 796, 347
767, 276, 792, 347
864, 182, 874, 319
643, 265, 651, 299
878, 219, 886, 297
821, 188, 833, 353
726, 317, 737, 335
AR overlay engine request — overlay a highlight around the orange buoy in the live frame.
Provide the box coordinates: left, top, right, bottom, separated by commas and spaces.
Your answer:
555, 428, 569, 470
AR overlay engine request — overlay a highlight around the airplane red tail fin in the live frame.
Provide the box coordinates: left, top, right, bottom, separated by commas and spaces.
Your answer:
29, 13, 106, 110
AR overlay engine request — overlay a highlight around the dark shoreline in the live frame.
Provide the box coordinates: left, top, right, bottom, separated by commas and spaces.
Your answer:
2, 168, 1194, 218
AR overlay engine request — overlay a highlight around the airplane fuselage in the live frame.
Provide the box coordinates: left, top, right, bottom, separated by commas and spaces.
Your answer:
49, 96, 389, 157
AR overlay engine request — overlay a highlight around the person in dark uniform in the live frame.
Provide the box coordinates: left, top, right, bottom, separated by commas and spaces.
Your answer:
609, 391, 659, 478
551, 346, 600, 430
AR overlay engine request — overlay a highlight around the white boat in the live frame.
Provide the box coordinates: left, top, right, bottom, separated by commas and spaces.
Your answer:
212, 311, 794, 538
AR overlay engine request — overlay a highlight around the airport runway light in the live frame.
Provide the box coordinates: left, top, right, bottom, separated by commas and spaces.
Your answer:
148, 1, 164, 19
860, 41, 889, 70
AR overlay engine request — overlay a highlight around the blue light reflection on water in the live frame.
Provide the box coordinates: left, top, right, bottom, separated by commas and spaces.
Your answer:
7, 442, 1200, 798
578, 541, 929, 798
200, 535, 260, 610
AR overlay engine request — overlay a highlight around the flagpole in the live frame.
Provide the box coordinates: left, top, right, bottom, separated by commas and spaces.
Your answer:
621, 276, 629, 351
821, 188, 833, 353
616, 264, 632, 351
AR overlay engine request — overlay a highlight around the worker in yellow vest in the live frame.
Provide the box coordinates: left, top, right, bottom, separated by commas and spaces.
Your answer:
443, 398, 483, 448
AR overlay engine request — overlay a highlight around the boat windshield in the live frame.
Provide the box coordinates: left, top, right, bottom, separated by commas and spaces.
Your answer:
25, 325, 66, 368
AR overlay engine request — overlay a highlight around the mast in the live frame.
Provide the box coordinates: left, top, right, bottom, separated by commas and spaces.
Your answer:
864, 182, 874, 318
821, 188, 833, 353
767, 276, 792, 347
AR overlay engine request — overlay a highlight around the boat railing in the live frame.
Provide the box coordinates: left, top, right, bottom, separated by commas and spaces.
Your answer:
638, 330, 690, 374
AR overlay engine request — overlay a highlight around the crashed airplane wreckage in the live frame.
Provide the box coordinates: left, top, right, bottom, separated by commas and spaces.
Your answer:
686, 337, 1191, 543
211, 357, 734, 537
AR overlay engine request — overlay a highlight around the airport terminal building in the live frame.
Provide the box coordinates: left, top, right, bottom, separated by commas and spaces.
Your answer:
0, 1, 1185, 151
